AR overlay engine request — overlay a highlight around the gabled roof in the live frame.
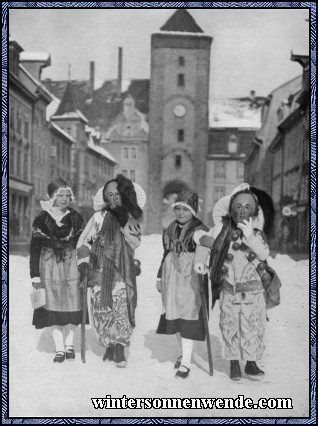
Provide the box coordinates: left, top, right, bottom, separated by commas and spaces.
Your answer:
160, 9, 203, 33
43, 78, 149, 131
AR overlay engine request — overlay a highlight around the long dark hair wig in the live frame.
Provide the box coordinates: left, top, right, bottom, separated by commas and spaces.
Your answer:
102, 174, 143, 220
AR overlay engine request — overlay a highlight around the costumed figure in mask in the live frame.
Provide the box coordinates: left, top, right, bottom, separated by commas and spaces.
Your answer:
194, 183, 279, 380
156, 190, 209, 379
29, 178, 86, 363
76, 174, 145, 367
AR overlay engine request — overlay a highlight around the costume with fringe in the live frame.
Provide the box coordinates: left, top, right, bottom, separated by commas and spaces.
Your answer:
77, 210, 141, 348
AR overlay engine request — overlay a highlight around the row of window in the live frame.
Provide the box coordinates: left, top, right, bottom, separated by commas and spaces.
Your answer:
10, 106, 30, 139
122, 146, 138, 160
84, 155, 113, 180
52, 138, 71, 166
34, 176, 47, 198
34, 144, 46, 166
214, 161, 244, 179
10, 146, 29, 180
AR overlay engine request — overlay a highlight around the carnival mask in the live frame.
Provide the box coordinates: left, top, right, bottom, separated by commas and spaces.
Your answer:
230, 192, 257, 225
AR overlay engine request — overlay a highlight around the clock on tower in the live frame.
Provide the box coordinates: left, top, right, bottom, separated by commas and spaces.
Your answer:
148, 9, 212, 233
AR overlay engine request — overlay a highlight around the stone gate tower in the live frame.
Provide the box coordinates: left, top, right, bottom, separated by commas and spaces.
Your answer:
148, 9, 212, 232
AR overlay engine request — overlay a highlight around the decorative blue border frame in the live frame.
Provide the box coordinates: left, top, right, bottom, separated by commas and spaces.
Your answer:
2, 2, 316, 424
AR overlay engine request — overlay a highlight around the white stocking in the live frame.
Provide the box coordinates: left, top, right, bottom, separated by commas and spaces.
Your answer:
52, 326, 64, 352
64, 324, 76, 348
181, 337, 194, 369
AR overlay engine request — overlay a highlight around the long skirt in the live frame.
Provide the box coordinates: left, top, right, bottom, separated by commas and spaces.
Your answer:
32, 247, 84, 329
89, 281, 133, 348
156, 252, 205, 341
219, 289, 266, 361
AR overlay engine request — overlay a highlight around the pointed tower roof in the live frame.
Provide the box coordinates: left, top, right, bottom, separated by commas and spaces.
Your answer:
53, 81, 88, 122
54, 82, 77, 115
160, 9, 203, 33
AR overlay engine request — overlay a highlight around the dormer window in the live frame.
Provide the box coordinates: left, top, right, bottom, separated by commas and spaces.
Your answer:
228, 134, 238, 154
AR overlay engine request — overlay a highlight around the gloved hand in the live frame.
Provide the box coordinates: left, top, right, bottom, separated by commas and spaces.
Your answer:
237, 217, 254, 240
111, 205, 129, 228
156, 278, 162, 293
194, 263, 205, 274
78, 262, 89, 284
199, 235, 214, 248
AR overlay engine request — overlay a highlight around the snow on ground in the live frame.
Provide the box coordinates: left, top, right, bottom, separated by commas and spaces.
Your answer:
8, 235, 309, 418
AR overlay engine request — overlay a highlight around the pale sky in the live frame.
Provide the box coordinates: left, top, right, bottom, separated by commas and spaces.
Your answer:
8, 7, 310, 98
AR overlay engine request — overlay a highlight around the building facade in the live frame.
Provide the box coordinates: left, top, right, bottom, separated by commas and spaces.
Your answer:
147, 9, 212, 232
51, 83, 117, 222
9, 40, 36, 241
103, 94, 149, 229
269, 53, 309, 252
205, 128, 256, 226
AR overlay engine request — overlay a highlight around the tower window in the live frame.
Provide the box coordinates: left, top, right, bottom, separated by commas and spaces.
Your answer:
178, 74, 185, 87
178, 129, 184, 142
175, 155, 182, 168
178, 56, 185, 66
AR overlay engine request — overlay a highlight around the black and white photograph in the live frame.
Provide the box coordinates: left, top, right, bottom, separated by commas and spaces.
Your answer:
6, 4, 312, 420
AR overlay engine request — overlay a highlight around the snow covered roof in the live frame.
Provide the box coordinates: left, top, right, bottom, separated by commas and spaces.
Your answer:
51, 110, 88, 123
85, 124, 101, 140
46, 94, 60, 121
209, 98, 263, 129
50, 122, 74, 143
20, 51, 51, 64
87, 139, 117, 164
19, 64, 53, 102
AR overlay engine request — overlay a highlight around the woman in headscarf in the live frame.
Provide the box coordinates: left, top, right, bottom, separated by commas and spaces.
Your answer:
29, 178, 86, 363
194, 183, 277, 380
77, 174, 145, 367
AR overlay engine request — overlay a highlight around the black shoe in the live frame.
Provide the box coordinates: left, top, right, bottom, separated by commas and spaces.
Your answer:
230, 360, 241, 380
174, 356, 182, 369
103, 344, 115, 362
175, 365, 190, 379
245, 361, 265, 376
54, 351, 65, 363
114, 343, 127, 367
65, 345, 75, 361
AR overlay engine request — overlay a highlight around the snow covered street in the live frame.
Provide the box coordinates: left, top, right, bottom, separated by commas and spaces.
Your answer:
8, 235, 309, 418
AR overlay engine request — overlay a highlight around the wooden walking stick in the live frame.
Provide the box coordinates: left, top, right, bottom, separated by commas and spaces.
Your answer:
198, 273, 213, 376
81, 275, 88, 363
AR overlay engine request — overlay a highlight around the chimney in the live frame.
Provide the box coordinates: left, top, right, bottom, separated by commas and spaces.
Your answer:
89, 61, 95, 99
117, 47, 123, 99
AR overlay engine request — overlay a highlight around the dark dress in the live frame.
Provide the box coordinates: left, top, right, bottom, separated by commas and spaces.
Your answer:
156, 217, 209, 341
30, 208, 86, 329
